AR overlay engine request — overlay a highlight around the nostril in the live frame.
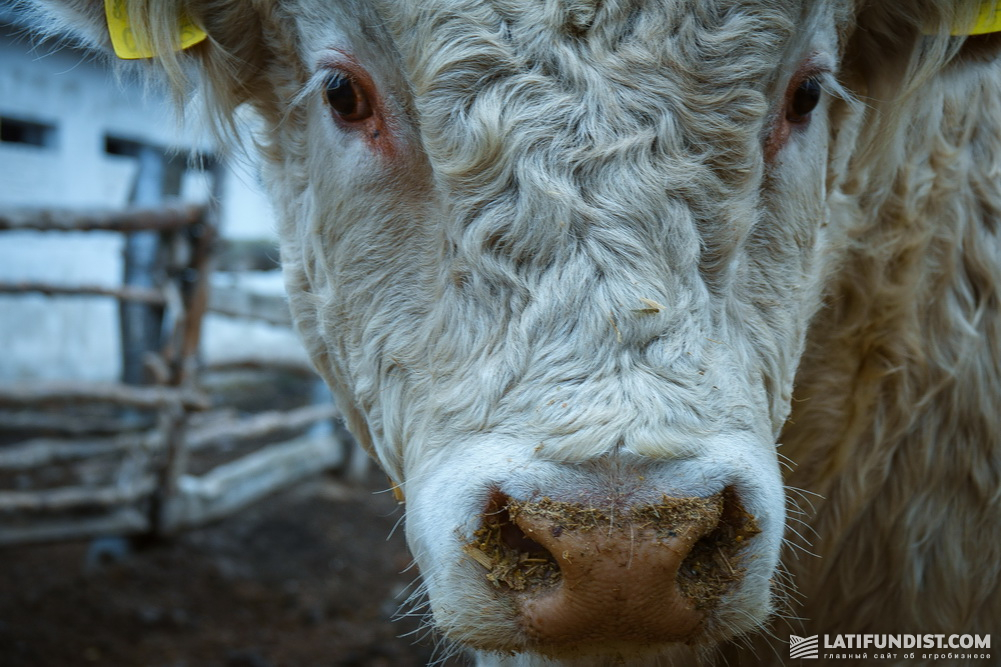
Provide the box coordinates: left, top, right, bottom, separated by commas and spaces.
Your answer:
677, 487, 762, 609
464, 491, 561, 590
499, 508, 546, 553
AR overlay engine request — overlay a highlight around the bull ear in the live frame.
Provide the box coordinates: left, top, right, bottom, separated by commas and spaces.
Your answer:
835, 1, 999, 194
952, 1, 1001, 35
27, 0, 269, 128
852, 1, 993, 44
845, 1, 992, 89
28, 0, 209, 58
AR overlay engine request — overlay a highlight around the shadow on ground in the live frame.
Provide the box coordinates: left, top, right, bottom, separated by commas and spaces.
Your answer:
0, 472, 467, 667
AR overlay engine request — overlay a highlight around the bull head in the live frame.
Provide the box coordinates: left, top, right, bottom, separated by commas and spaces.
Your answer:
25, 0, 1001, 664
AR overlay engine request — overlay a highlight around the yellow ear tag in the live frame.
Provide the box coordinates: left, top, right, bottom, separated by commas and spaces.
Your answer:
104, 0, 206, 60
954, 1, 1001, 35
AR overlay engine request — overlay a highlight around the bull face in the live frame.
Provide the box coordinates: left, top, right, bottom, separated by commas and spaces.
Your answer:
28, 0, 979, 663
277, 1, 845, 659
276, 2, 839, 660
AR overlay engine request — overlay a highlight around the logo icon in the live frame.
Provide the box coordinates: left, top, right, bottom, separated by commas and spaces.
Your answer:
790, 635, 820, 660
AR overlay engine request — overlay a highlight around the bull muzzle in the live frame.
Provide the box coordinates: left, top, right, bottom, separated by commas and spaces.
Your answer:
465, 487, 761, 654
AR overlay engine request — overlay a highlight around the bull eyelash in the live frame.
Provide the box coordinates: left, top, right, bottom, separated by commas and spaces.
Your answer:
291, 69, 331, 110
816, 71, 865, 113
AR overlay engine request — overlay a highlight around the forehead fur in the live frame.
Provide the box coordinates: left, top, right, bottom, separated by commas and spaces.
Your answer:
294, 0, 810, 282
378, 0, 807, 173
251, 0, 846, 329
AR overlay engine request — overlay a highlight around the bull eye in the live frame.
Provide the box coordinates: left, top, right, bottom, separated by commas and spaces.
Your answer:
323, 73, 373, 122
787, 77, 822, 124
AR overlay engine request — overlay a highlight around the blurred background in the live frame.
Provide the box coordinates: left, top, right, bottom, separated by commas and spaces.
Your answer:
0, 2, 452, 664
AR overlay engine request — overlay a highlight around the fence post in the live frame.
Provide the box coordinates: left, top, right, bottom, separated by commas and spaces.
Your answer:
155, 158, 221, 535
120, 145, 167, 388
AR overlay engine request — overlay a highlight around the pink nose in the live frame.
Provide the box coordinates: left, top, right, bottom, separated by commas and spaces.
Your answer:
465, 489, 759, 653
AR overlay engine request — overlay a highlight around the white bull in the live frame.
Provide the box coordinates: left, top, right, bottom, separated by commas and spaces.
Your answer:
28, 0, 1001, 665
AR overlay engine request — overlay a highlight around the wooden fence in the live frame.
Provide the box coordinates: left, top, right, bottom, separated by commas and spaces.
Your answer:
0, 205, 346, 546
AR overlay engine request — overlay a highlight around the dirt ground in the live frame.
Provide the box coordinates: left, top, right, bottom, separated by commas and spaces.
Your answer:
0, 472, 467, 667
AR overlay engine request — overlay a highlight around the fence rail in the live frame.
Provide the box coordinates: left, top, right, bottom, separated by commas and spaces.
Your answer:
0, 204, 203, 233
0, 381, 210, 411
0, 204, 346, 546
0, 282, 168, 304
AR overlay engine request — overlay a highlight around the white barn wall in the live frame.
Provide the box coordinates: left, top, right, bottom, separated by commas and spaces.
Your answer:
0, 13, 295, 382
